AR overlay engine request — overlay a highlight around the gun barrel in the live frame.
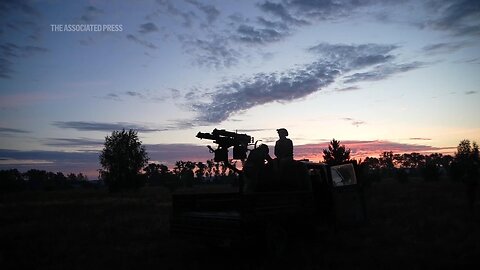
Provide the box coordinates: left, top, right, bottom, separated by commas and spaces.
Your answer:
196, 132, 216, 140
212, 129, 251, 144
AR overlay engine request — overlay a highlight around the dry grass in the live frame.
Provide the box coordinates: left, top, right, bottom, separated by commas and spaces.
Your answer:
0, 179, 479, 269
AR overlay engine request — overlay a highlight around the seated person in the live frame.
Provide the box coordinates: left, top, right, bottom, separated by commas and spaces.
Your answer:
243, 144, 272, 192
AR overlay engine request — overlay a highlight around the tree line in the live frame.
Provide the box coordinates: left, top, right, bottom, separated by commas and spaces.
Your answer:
323, 138, 479, 184
0, 169, 91, 192
1, 130, 478, 192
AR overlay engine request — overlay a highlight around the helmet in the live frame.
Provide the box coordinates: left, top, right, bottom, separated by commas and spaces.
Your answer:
276, 128, 288, 136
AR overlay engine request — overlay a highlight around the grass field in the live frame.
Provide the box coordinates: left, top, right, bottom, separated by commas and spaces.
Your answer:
1, 178, 479, 269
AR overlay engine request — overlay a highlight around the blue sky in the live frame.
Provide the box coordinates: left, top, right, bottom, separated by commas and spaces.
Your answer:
1, 0, 479, 178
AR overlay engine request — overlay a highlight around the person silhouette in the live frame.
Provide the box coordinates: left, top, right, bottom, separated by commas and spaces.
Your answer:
244, 144, 272, 192
274, 128, 293, 161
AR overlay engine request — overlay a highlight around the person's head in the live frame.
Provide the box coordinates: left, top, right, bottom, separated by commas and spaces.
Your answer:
257, 144, 269, 155
277, 128, 288, 138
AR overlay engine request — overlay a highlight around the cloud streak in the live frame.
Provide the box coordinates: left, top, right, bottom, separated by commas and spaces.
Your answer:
139, 22, 159, 34
180, 35, 241, 69
423, 0, 480, 37
342, 118, 366, 127
422, 42, 469, 55
44, 138, 104, 147
185, 0, 220, 24
52, 121, 164, 133
189, 43, 422, 123
0, 42, 49, 78
79, 5, 104, 23
126, 34, 157, 49
0, 127, 30, 134
343, 62, 424, 84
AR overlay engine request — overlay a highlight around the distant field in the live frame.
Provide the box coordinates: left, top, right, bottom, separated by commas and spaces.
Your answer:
1, 179, 479, 269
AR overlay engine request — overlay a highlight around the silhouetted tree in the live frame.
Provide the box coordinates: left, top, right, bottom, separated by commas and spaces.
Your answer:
0, 169, 25, 192
144, 163, 162, 186
99, 129, 149, 191
144, 163, 174, 187
423, 154, 441, 181
379, 151, 394, 169
173, 160, 195, 187
195, 162, 206, 181
452, 139, 479, 212
206, 159, 215, 180
451, 139, 479, 182
359, 157, 382, 183
323, 139, 351, 165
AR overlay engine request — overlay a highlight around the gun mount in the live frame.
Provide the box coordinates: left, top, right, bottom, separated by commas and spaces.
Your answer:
196, 129, 253, 162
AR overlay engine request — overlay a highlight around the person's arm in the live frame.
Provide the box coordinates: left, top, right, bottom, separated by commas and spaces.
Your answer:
274, 141, 279, 157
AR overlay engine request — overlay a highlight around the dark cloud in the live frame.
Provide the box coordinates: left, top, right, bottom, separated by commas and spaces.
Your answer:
1, 43, 48, 57
52, 121, 163, 133
0, 57, 14, 78
422, 42, 469, 55
190, 43, 406, 123
147, 143, 212, 164
336, 86, 360, 92
185, 0, 220, 24
44, 138, 104, 147
236, 24, 288, 44
409, 138, 432, 141
258, 1, 308, 26
190, 61, 339, 123
103, 93, 121, 101
22, 45, 49, 56
343, 62, 424, 84
0, 127, 30, 134
256, 17, 289, 30
283, 0, 369, 21
0, 0, 41, 18
342, 117, 366, 127
0, 149, 98, 163
79, 5, 104, 23
125, 91, 146, 98
126, 34, 157, 49
308, 43, 398, 66
0, 42, 48, 78
0, 149, 100, 176
463, 57, 480, 64
156, 0, 197, 28
180, 35, 241, 69
101, 90, 169, 102
139, 22, 159, 34
424, 0, 480, 36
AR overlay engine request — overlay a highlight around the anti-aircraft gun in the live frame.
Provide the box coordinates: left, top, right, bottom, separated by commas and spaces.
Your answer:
171, 128, 366, 255
196, 129, 254, 162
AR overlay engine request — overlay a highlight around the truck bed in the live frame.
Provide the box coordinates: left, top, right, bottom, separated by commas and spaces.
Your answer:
170, 191, 316, 244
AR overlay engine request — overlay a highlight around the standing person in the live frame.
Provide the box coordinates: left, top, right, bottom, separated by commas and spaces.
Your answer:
274, 128, 293, 160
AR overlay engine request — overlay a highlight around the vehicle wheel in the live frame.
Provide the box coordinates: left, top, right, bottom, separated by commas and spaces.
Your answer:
265, 223, 288, 258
